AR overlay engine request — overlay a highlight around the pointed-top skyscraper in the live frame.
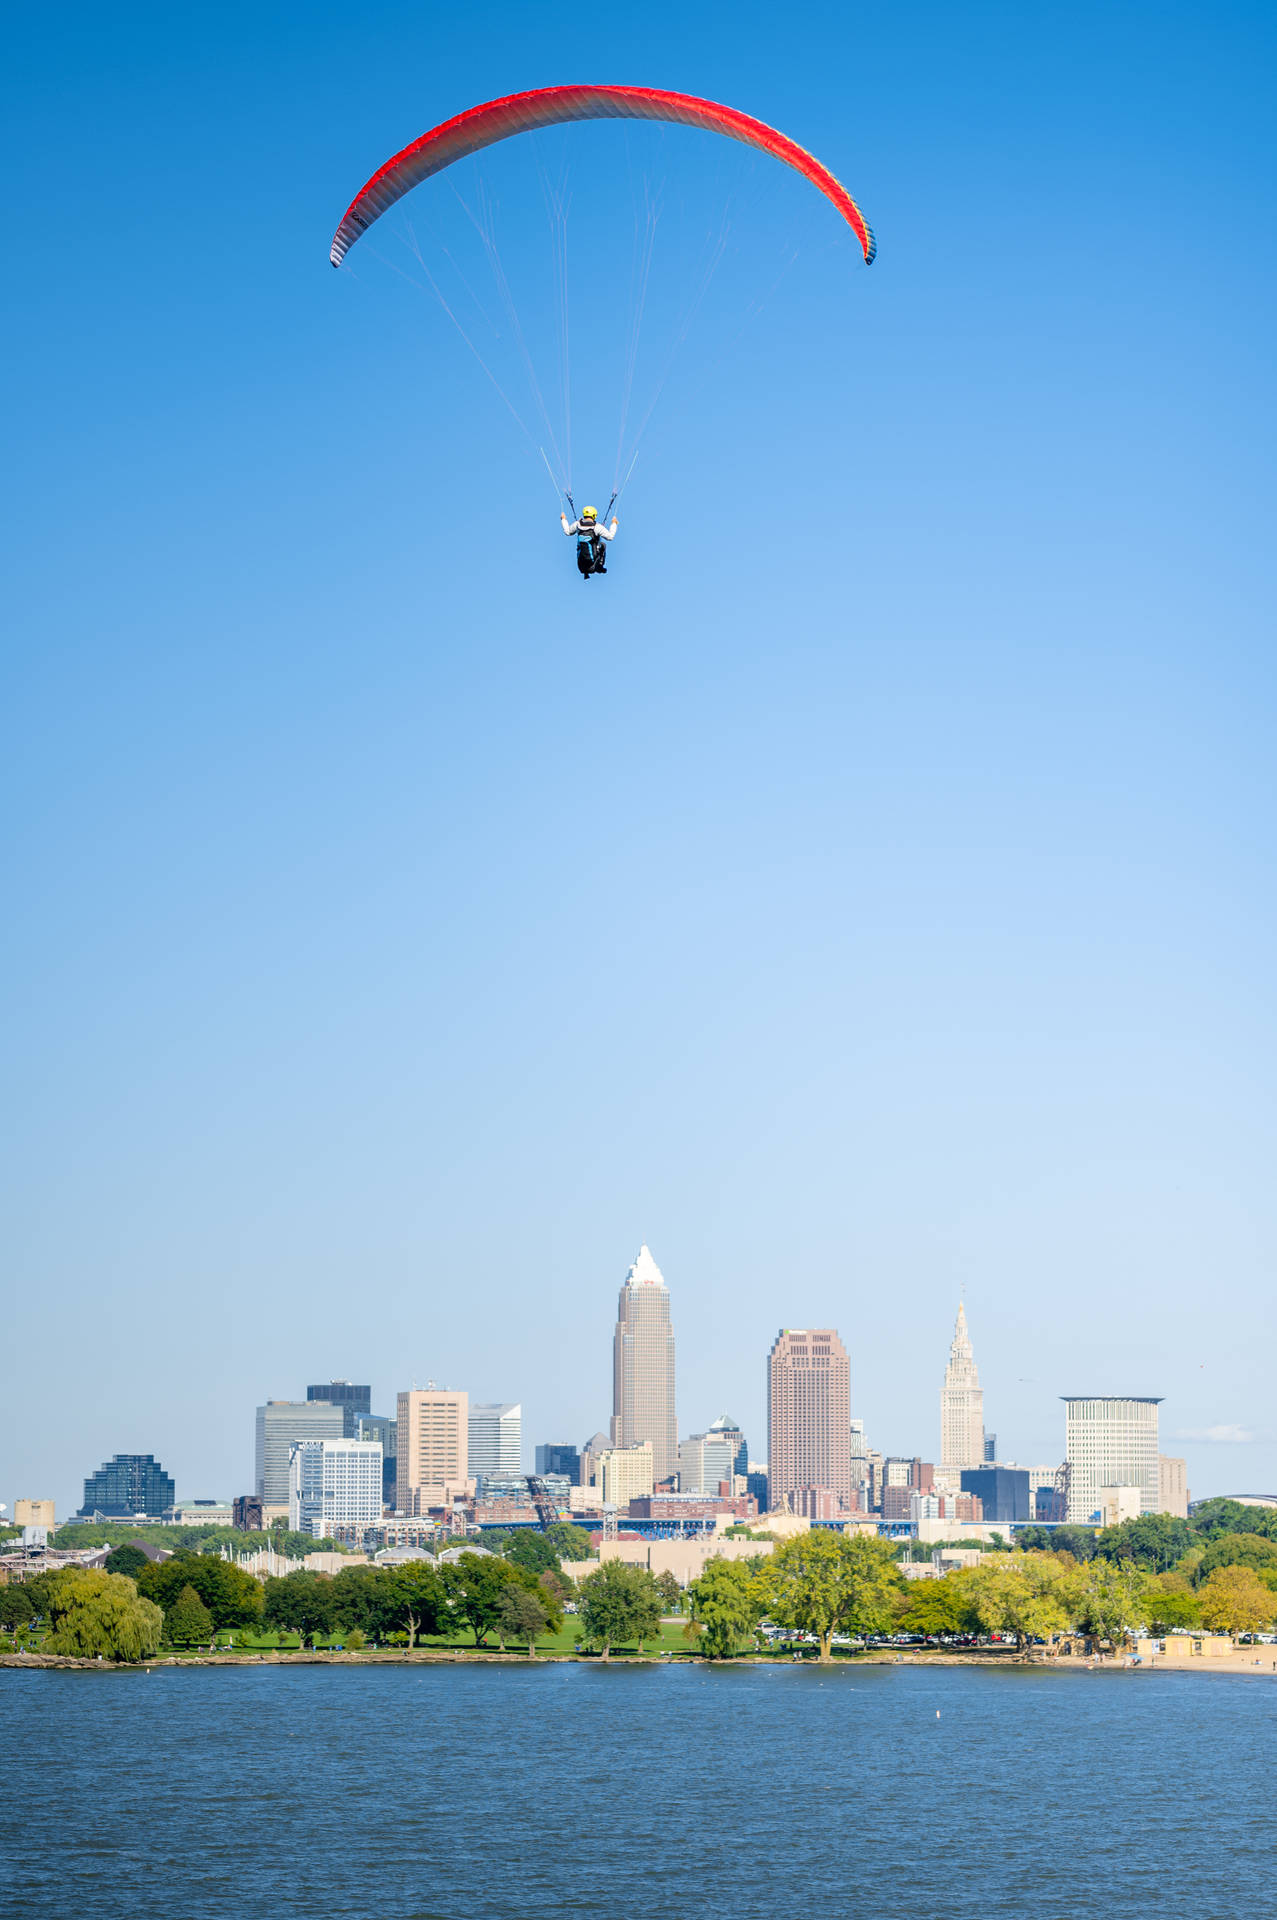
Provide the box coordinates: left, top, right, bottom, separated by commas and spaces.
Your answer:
611, 1244, 678, 1484
940, 1302, 985, 1471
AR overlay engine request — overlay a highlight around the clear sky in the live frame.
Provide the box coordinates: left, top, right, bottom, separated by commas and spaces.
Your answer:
5, 0, 1275, 1517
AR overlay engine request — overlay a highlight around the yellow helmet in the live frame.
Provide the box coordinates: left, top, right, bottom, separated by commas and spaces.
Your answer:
582, 505, 597, 520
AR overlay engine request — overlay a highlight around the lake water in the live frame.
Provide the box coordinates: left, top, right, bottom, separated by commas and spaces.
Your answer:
4, 1661, 1272, 1919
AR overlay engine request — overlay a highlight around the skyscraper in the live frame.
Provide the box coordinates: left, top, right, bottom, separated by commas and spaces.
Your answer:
679, 1415, 747, 1494
396, 1388, 471, 1513
1062, 1396, 1162, 1523
255, 1401, 347, 1506
940, 1303, 986, 1472
767, 1329, 852, 1512
611, 1244, 677, 1485
469, 1402, 523, 1476
307, 1381, 372, 1436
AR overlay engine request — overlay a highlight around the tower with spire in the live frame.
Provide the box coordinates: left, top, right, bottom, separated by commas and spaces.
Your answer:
611, 1245, 678, 1485
940, 1301, 986, 1472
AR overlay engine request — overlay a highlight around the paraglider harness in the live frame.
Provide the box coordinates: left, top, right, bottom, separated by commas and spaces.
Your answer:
567, 492, 615, 579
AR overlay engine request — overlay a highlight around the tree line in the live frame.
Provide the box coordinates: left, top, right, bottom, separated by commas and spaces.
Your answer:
5, 1506, 1274, 1664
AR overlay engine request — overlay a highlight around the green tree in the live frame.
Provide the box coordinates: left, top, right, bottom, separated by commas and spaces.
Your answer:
577, 1561, 663, 1660
545, 1524, 595, 1562
1146, 1572, 1201, 1633
765, 1531, 902, 1662
1014, 1525, 1097, 1561
262, 1571, 338, 1646
374, 1564, 450, 1648
104, 1544, 151, 1581
896, 1574, 975, 1637
41, 1571, 163, 1662
0, 1585, 36, 1628
1188, 1499, 1277, 1542
501, 1532, 562, 1576
1195, 1533, 1277, 1583
539, 1566, 573, 1608
1197, 1566, 1277, 1639
136, 1553, 263, 1630
685, 1558, 766, 1658
1094, 1515, 1192, 1572
1065, 1559, 1150, 1653
496, 1584, 554, 1655
328, 1563, 391, 1634
440, 1553, 532, 1646
655, 1570, 683, 1614
165, 1583, 215, 1647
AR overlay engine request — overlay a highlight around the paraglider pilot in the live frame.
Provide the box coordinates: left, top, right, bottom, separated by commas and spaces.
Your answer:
561, 505, 617, 578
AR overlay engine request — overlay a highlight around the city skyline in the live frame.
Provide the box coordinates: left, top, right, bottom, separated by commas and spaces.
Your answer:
16, 1269, 1264, 1520
5, 0, 1274, 1552
45, 1289, 1203, 1536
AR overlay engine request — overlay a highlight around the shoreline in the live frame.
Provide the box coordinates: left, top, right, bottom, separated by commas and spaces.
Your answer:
4, 1647, 1274, 1677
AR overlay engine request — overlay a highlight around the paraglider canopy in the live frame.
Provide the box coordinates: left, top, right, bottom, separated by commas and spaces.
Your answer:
330, 84, 876, 269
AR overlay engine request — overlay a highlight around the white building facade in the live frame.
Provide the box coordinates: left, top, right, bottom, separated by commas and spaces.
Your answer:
468, 1402, 522, 1476
289, 1438, 384, 1538
1062, 1396, 1161, 1523
679, 1415, 746, 1494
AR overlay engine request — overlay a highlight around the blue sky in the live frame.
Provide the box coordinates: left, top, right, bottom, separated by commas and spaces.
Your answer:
4, 0, 1275, 1516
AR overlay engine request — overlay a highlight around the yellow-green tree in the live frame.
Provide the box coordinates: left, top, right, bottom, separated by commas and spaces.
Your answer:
1064, 1559, 1150, 1653
956, 1554, 1071, 1651
1197, 1566, 1277, 1639
895, 1573, 974, 1638
765, 1531, 901, 1662
41, 1571, 163, 1663
685, 1557, 768, 1658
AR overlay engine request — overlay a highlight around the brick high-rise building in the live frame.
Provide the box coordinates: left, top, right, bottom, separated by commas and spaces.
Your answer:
395, 1388, 471, 1513
940, 1303, 986, 1473
767, 1328, 852, 1513
611, 1245, 678, 1485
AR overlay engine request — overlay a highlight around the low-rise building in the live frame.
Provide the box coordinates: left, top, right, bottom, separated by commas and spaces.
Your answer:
911, 1490, 984, 1524
914, 1516, 1011, 1546
1099, 1484, 1142, 1527
625, 1494, 756, 1525
165, 1502, 234, 1526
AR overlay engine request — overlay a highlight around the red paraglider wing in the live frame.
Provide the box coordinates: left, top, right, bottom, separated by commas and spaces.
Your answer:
330, 84, 875, 267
